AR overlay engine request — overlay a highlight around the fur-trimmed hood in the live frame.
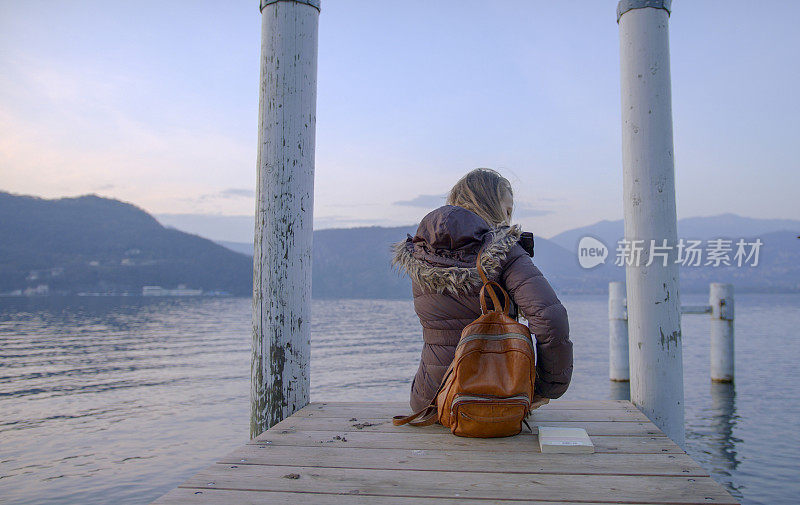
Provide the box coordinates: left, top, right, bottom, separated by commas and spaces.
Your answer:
392, 205, 522, 295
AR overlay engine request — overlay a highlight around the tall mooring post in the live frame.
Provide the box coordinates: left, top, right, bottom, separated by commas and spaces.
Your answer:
617, 0, 684, 446
251, 0, 320, 438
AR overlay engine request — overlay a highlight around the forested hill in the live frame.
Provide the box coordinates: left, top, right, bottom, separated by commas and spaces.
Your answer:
0, 192, 580, 299
0, 192, 251, 295
3, 192, 798, 298
226, 226, 586, 299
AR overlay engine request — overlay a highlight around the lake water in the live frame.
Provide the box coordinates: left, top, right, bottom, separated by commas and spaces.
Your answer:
1, 294, 798, 505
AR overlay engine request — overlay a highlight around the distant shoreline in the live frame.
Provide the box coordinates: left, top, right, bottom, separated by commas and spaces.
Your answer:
2, 290, 799, 301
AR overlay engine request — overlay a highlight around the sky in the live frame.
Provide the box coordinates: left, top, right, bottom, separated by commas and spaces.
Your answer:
1, 0, 798, 241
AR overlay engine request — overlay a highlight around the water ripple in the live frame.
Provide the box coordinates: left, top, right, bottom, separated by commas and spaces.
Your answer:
0, 294, 798, 505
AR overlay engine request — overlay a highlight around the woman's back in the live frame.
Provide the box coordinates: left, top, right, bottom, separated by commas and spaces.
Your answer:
393, 205, 573, 411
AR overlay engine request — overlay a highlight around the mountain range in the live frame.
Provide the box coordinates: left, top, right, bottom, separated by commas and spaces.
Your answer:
548, 214, 800, 251
218, 215, 800, 296
543, 215, 800, 293
1, 192, 797, 297
0, 192, 251, 296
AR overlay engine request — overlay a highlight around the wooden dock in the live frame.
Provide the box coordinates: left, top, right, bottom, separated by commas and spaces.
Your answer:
152, 400, 738, 504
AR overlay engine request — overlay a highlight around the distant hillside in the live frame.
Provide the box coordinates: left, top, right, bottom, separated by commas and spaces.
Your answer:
675, 230, 800, 293
311, 227, 580, 298
313, 226, 416, 299
216, 240, 253, 256
219, 229, 415, 299
158, 213, 253, 244
217, 228, 418, 299
220, 218, 800, 296
219, 227, 587, 298
4, 192, 796, 298
0, 192, 252, 295
549, 213, 800, 251
546, 214, 800, 293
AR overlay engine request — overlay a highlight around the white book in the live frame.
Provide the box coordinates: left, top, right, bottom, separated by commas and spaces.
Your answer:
537, 426, 595, 454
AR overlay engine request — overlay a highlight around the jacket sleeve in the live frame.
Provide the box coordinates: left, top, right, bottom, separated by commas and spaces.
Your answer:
501, 247, 573, 399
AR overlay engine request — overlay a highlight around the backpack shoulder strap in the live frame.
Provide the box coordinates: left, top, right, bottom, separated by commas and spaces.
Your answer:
392, 405, 438, 426
477, 246, 510, 315
392, 363, 455, 427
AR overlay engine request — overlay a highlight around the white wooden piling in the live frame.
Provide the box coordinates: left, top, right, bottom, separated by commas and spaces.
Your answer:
609, 283, 736, 385
617, 0, 684, 446
609, 281, 630, 382
251, 0, 320, 438
709, 283, 735, 383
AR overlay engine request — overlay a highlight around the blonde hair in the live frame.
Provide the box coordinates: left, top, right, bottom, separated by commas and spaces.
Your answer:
446, 168, 513, 227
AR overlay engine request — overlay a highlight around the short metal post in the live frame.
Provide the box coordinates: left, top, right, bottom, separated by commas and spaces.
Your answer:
609, 282, 630, 381
709, 283, 734, 382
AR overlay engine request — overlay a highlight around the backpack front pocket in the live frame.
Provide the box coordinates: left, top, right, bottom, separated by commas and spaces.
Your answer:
450, 394, 529, 438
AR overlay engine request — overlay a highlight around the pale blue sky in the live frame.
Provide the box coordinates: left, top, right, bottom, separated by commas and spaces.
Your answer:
1, 0, 797, 238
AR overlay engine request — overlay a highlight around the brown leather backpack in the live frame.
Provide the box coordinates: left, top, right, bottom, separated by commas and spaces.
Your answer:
393, 252, 537, 438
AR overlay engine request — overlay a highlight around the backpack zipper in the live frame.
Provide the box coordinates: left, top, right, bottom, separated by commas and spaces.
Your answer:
450, 393, 530, 418
457, 333, 533, 350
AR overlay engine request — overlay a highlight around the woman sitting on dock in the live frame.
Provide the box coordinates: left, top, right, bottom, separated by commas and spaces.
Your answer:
392, 168, 573, 412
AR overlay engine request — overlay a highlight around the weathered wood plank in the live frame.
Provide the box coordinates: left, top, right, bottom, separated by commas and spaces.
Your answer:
177, 464, 739, 504
250, 429, 682, 454
305, 400, 634, 410
296, 404, 650, 422
220, 444, 707, 476
272, 415, 664, 436
150, 401, 738, 505
152, 487, 655, 505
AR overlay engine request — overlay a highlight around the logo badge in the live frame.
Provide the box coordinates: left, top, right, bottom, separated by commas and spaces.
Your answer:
578, 236, 608, 269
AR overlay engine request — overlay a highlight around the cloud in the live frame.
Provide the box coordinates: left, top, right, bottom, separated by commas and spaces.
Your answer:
515, 203, 553, 218
219, 188, 254, 198
193, 188, 255, 202
0, 55, 254, 216
392, 193, 552, 218
322, 202, 382, 209
394, 194, 447, 208
313, 215, 396, 230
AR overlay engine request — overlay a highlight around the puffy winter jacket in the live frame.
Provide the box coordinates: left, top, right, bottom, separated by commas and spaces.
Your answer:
392, 205, 573, 411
